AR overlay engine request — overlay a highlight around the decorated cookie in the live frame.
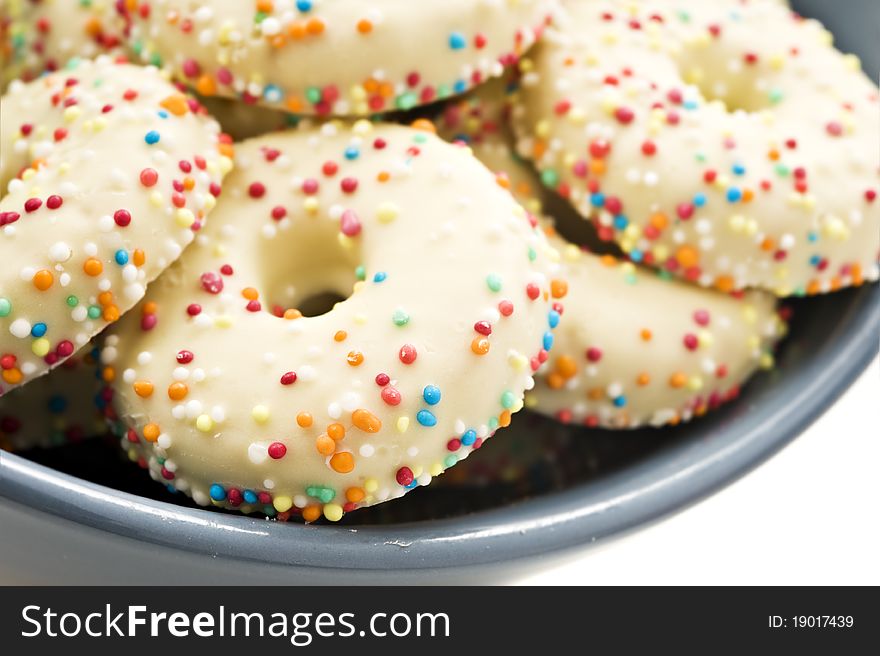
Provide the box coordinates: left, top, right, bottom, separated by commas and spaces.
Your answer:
101, 121, 565, 521
0, 345, 108, 452
513, 0, 879, 296
0, 58, 233, 392
437, 80, 786, 428
1, 0, 128, 89
124, 0, 555, 116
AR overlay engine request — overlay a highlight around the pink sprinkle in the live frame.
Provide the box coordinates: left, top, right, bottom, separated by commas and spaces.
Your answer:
399, 344, 417, 365
586, 347, 603, 362
826, 121, 843, 137
200, 272, 224, 294
381, 386, 401, 405
693, 310, 710, 326
340, 209, 362, 237
683, 334, 699, 351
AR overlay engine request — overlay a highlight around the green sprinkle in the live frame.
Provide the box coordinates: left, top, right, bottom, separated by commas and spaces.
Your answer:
87, 305, 102, 320
527, 246, 537, 262
306, 485, 336, 503
355, 265, 366, 281
540, 168, 559, 189
0, 298, 11, 317
66, 295, 79, 307
500, 390, 516, 409
444, 455, 458, 468
392, 308, 410, 326
486, 273, 502, 293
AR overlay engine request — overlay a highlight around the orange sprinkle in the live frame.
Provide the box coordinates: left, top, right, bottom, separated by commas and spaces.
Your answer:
102, 366, 115, 383
143, 423, 161, 442
760, 237, 775, 252
676, 245, 700, 268
550, 279, 568, 299
334, 330, 347, 342
499, 410, 512, 428
715, 275, 735, 293
345, 487, 365, 503
269, 34, 287, 48
296, 412, 313, 428
650, 212, 669, 230
143, 301, 158, 315
346, 351, 364, 366
600, 254, 619, 267
316, 434, 336, 456
288, 21, 306, 39
256, 0, 273, 12
669, 372, 687, 388
329, 452, 355, 474
640, 329, 653, 341
410, 118, 436, 134
327, 423, 346, 441
83, 258, 103, 277
133, 249, 146, 267
84, 17, 103, 37
242, 287, 259, 301
159, 94, 189, 116
167, 382, 189, 401
352, 409, 382, 433
284, 309, 302, 320
302, 506, 321, 522
589, 158, 606, 175
471, 336, 490, 355
99, 292, 115, 307
1, 369, 23, 385
183, 176, 195, 191
356, 19, 373, 34
32, 269, 54, 291
133, 381, 154, 398
285, 96, 304, 113
546, 372, 564, 390
636, 373, 651, 386
377, 171, 390, 182
556, 355, 578, 379
306, 17, 325, 35
587, 387, 604, 401
102, 305, 120, 322
195, 75, 217, 96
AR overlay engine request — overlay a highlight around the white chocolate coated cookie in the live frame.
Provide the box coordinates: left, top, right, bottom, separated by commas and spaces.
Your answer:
102, 122, 565, 522
0, 346, 107, 452
514, 0, 880, 296
0, 58, 232, 392
125, 0, 555, 115
1, 0, 127, 89
437, 81, 785, 428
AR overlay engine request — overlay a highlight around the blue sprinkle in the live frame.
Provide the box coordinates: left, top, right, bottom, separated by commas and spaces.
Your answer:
453, 79, 467, 93
461, 430, 477, 446
405, 479, 419, 489
422, 385, 442, 406
373, 271, 387, 283
243, 490, 258, 504
693, 192, 707, 207
630, 249, 644, 262
448, 31, 466, 50
807, 231, 818, 243
31, 322, 47, 338
344, 146, 360, 160
157, 110, 169, 119
48, 395, 67, 414
115, 249, 129, 266
264, 84, 283, 103
144, 130, 160, 145
296, 0, 312, 11
726, 187, 742, 203
417, 409, 437, 427
732, 163, 746, 176
548, 310, 560, 329
209, 484, 226, 501
591, 192, 605, 207
613, 214, 629, 230
683, 99, 699, 110
613, 396, 627, 407
543, 331, 554, 351
809, 255, 821, 266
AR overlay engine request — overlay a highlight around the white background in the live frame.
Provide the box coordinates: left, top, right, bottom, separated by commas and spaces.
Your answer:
518, 357, 879, 586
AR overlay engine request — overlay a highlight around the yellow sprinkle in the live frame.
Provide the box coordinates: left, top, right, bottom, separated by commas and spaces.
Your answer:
175, 208, 195, 228
364, 478, 378, 493
429, 463, 443, 477
273, 496, 293, 512
323, 503, 343, 522
31, 338, 50, 357
195, 414, 214, 432
376, 202, 400, 224
396, 416, 409, 433
252, 404, 270, 424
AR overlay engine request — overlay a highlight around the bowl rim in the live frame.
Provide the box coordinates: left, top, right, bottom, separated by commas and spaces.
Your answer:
1, 288, 877, 572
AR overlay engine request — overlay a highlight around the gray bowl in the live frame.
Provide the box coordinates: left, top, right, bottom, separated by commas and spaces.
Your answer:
1, 0, 878, 584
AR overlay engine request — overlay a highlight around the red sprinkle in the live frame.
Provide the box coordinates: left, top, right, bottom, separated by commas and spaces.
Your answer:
268, 442, 287, 460
280, 372, 297, 385
399, 344, 417, 364
113, 209, 132, 227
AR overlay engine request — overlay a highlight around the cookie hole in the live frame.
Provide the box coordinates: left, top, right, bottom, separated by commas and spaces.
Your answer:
259, 218, 361, 320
